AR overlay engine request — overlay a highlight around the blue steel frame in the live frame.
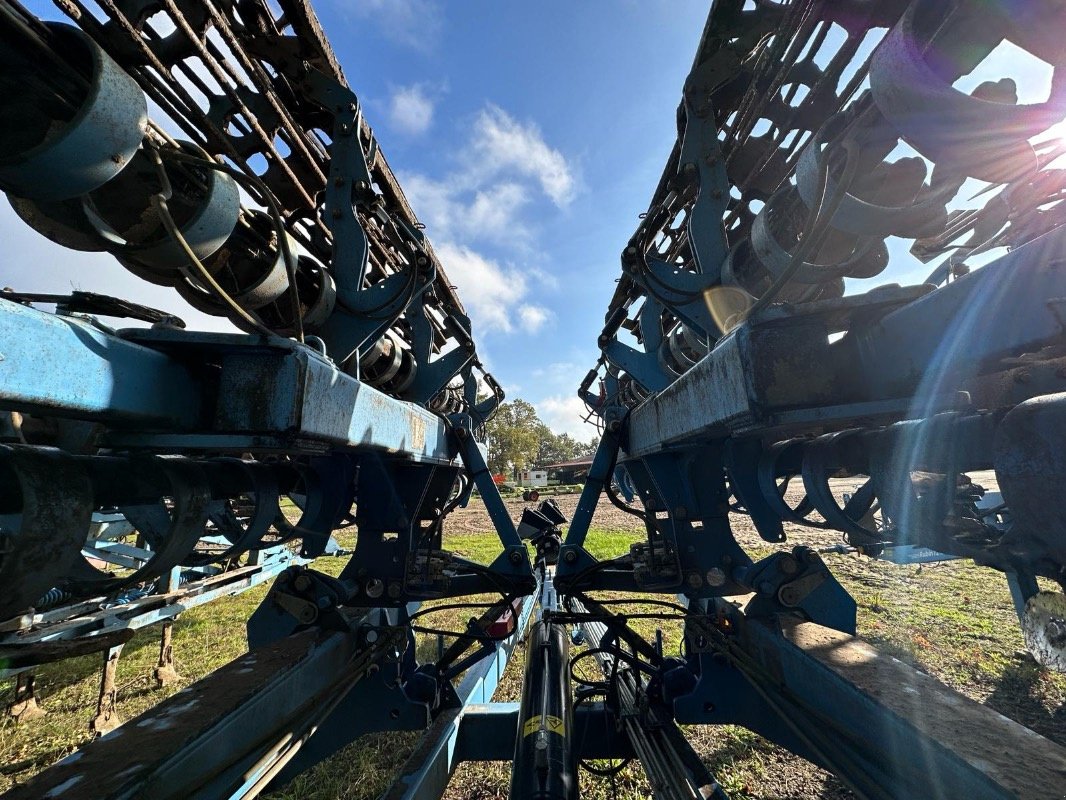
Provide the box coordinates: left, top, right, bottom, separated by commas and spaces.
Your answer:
4, 1, 1066, 798
0, 545, 302, 678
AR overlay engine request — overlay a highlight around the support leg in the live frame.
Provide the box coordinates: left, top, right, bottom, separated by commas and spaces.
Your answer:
7, 672, 46, 722
90, 644, 124, 735
154, 621, 181, 687
1006, 569, 1040, 621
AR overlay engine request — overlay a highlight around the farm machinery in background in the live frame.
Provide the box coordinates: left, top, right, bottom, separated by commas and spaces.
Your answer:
0, 1, 1065, 799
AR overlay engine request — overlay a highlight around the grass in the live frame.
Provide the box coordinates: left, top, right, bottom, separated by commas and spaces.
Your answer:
1, 525, 1064, 799
0, 579, 274, 788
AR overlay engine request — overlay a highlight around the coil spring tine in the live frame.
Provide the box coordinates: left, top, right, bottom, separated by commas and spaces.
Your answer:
756, 441, 831, 529
183, 460, 281, 566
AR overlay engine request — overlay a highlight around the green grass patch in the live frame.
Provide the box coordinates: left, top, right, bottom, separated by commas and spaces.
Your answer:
1, 529, 1064, 799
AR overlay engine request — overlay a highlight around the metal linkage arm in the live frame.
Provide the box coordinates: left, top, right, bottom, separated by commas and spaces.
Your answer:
568, 597, 728, 800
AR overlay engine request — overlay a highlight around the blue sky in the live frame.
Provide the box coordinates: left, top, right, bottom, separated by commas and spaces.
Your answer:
342, 0, 713, 439
4, 0, 709, 440
5, 2, 1059, 439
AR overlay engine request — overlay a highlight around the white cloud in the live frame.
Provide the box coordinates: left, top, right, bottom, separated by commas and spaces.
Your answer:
346, 0, 443, 51
400, 104, 575, 243
402, 173, 530, 244
537, 394, 599, 440
388, 84, 435, 135
400, 102, 574, 339
466, 183, 529, 236
468, 105, 576, 206
518, 305, 550, 333
434, 242, 527, 333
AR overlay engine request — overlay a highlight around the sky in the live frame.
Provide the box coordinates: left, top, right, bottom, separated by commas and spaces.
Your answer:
5, 0, 710, 441
4, 2, 1058, 440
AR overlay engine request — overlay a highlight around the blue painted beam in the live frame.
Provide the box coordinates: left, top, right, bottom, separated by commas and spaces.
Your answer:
0, 300, 200, 427
678, 601, 1066, 800
625, 229, 1066, 457
0, 304, 456, 463
2, 611, 398, 800
212, 345, 454, 461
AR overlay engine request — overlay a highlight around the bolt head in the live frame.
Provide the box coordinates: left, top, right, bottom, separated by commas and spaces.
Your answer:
563, 550, 578, 564
706, 568, 726, 587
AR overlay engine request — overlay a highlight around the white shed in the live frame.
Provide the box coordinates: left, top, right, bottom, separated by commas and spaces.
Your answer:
517, 469, 548, 487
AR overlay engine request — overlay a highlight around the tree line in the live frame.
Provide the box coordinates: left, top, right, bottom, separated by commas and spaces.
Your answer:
484, 399, 598, 476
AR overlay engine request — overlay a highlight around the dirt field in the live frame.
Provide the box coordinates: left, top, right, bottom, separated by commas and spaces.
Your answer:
422, 483, 1065, 800
3, 479, 1064, 799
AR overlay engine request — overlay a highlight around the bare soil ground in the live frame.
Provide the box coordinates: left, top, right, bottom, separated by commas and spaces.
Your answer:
2, 476, 1063, 800
431, 480, 1066, 800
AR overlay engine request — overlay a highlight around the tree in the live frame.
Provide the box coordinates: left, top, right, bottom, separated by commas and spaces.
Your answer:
535, 429, 581, 468
576, 435, 600, 458
485, 399, 543, 475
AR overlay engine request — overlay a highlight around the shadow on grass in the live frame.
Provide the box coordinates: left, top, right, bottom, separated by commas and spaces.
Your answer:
0, 622, 180, 707
701, 726, 853, 800
984, 658, 1066, 745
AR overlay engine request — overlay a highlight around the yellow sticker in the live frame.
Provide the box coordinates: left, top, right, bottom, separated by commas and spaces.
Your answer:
522, 714, 565, 737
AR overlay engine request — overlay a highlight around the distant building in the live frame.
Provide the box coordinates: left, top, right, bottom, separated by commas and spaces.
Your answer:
543, 457, 593, 485
517, 469, 548, 487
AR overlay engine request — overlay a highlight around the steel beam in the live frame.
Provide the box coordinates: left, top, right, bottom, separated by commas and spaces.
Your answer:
624, 227, 1066, 457
679, 603, 1066, 800
0, 303, 455, 463
0, 300, 200, 427
2, 613, 395, 800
